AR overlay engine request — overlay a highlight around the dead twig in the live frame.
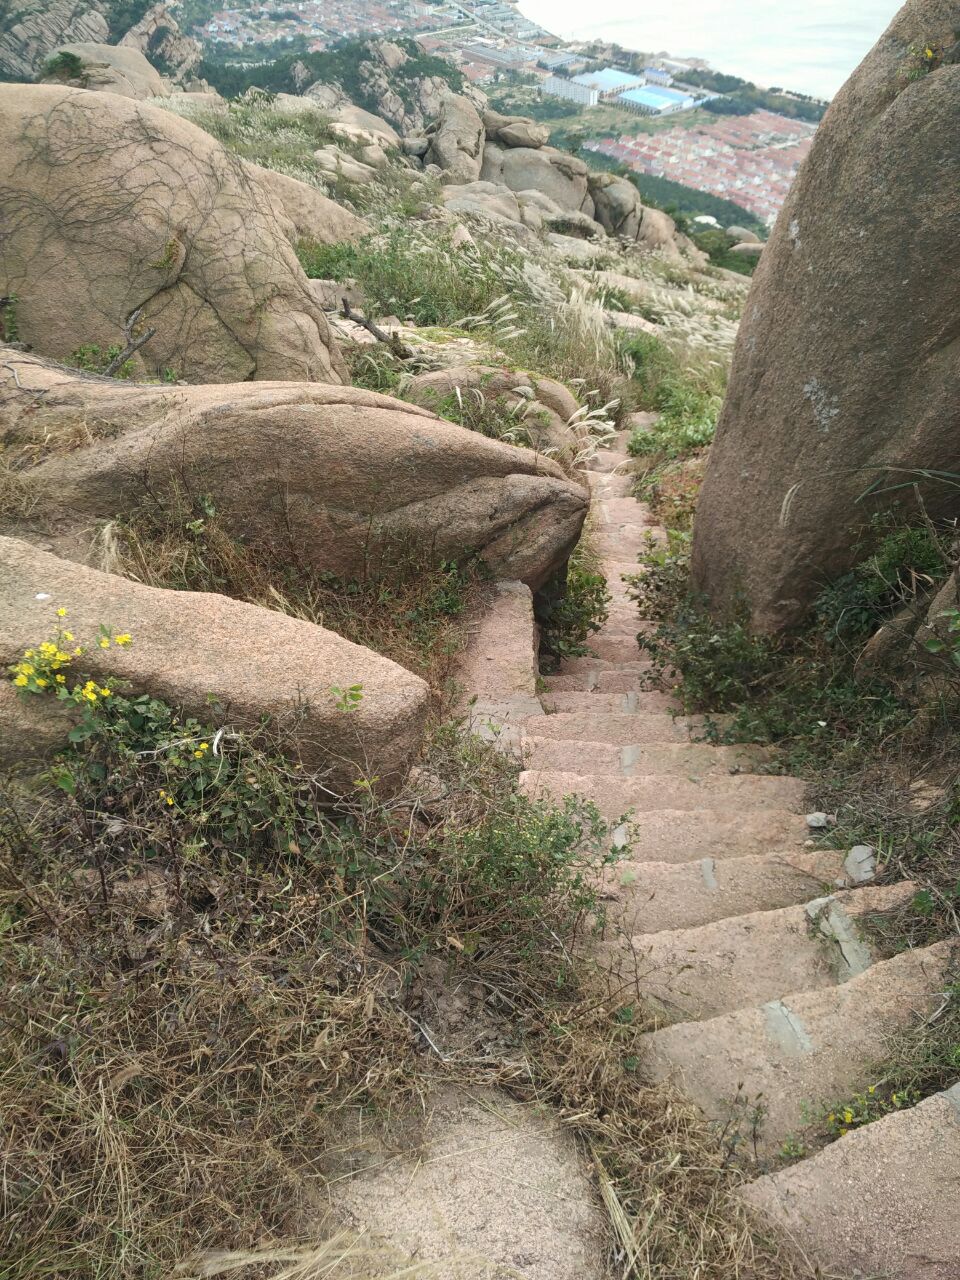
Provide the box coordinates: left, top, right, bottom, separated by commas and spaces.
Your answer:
103, 307, 157, 377
341, 298, 413, 360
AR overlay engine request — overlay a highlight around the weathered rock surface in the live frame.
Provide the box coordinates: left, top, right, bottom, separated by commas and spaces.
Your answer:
405, 364, 582, 456
119, 3, 202, 85
0, 85, 346, 384
440, 180, 522, 224
481, 143, 594, 216
242, 162, 369, 247
42, 40, 168, 98
424, 94, 485, 183
0, 0, 108, 80
482, 108, 550, 150
0, 537, 429, 790
314, 144, 380, 185
1, 353, 589, 592
692, 1, 960, 630
726, 225, 761, 244
588, 173, 683, 256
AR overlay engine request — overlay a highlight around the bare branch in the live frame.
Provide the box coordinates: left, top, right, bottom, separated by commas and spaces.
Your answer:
102, 307, 157, 377
340, 298, 413, 360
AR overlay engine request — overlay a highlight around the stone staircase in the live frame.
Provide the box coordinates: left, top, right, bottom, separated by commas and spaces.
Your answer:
463, 429, 959, 1277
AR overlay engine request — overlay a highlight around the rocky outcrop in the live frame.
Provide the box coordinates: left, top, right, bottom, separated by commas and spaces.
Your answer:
482, 108, 550, 150
42, 41, 168, 98
0, 537, 429, 790
405, 364, 584, 458
424, 94, 485, 184
481, 143, 594, 217
588, 173, 682, 256
0, 0, 108, 80
119, 3, 203, 85
305, 39, 479, 139
243, 162, 369, 247
0, 85, 346, 384
1, 353, 589, 592
692, 0, 960, 631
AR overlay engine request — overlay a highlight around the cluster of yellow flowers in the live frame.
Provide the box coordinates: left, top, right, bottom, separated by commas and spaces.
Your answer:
193, 741, 210, 760
8, 609, 132, 704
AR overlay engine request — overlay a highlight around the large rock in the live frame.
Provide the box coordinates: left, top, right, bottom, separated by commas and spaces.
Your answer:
1, 353, 589, 593
242, 162, 369, 247
0, 85, 346, 384
482, 108, 550, 149
588, 173, 682, 256
441, 180, 522, 224
481, 143, 594, 217
41, 40, 168, 98
0, 537, 429, 790
119, 3, 202, 85
692, 0, 960, 631
314, 144, 380, 186
424, 94, 485, 183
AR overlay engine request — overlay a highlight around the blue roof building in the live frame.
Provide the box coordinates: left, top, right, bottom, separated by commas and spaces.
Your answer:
617, 85, 697, 115
572, 67, 646, 95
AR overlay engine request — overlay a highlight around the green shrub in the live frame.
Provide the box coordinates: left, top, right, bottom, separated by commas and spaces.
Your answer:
537, 548, 611, 663
815, 521, 945, 644
41, 50, 86, 82
623, 333, 724, 459
68, 343, 134, 379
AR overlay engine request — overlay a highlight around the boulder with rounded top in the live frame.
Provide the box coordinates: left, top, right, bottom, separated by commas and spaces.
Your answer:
0, 85, 346, 384
1, 353, 589, 593
241, 161, 369, 247
0, 537, 429, 790
482, 143, 594, 216
42, 40, 168, 98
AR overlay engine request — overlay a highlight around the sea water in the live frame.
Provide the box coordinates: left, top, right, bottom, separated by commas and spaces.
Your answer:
519, 0, 901, 99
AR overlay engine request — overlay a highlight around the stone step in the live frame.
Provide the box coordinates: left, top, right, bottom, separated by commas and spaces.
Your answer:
741, 1082, 960, 1275
521, 712, 702, 745
604, 846, 877, 935
587, 633, 647, 663
520, 769, 807, 818
556, 656, 654, 678
543, 670, 660, 693
521, 736, 773, 778
609, 809, 811, 862
641, 939, 955, 1157
601, 881, 916, 1023
541, 691, 683, 715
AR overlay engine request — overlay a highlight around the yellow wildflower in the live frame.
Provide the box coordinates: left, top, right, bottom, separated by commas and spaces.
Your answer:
193, 749, 204, 759
838, 1127, 848, 1136
18, 663, 34, 675
13, 674, 27, 687
843, 1109, 853, 1124
55, 674, 66, 684
868, 1085, 876, 1095
56, 607, 67, 617
63, 631, 74, 642
827, 1113, 835, 1123
925, 46, 934, 57
114, 633, 132, 646
98, 637, 110, 649
73, 647, 82, 657
36, 678, 48, 688
100, 688, 111, 698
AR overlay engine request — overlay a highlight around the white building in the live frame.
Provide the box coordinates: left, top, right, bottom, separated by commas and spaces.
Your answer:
643, 65, 673, 86
543, 75, 599, 106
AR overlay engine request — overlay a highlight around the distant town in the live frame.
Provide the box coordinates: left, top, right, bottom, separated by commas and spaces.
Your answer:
194, 0, 825, 226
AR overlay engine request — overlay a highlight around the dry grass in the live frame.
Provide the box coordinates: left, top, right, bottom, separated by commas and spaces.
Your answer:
522, 1000, 810, 1280
99, 500, 488, 698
